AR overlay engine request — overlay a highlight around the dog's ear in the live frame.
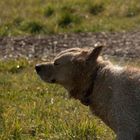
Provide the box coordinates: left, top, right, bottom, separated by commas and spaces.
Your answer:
72, 50, 88, 63
86, 45, 103, 62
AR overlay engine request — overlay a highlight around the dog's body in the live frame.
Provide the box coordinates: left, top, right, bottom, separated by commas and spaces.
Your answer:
35, 46, 140, 140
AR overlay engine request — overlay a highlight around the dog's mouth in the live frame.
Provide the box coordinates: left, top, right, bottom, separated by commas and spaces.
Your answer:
38, 76, 56, 84
42, 77, 56, 84
50, 79, 56, 83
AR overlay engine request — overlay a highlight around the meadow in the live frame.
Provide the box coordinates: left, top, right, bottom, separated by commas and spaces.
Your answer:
0, 0, 140, 36
0, 59, 115, 140
0, 58, 140, 140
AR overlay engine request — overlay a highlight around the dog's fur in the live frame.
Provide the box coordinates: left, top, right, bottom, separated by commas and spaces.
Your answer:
35, 46, 140, 140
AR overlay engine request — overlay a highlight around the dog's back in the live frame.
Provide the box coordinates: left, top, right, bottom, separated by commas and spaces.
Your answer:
90, 60, 140, 139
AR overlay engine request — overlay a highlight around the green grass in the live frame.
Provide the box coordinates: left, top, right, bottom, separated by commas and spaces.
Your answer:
0, 0, 140, 36
43, 5, 55, 17
0, 58, 140, 139
0, 59, 115, 139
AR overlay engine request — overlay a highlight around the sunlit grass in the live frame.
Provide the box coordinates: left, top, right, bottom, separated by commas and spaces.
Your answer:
0, 58, 139, 139
0, 59, 115, 139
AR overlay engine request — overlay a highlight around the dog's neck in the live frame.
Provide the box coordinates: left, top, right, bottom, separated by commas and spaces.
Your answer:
80, 67, 99, 106
68, 66, 99, 106
68, 58, 111, 106
81, 59, 111, 106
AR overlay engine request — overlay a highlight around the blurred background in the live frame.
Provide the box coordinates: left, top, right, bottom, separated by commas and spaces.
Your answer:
0, 0, 140, 35
0, 0, 140, 139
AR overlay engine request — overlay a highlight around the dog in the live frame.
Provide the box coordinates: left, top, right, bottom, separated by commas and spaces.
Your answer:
35, 46, 140, 140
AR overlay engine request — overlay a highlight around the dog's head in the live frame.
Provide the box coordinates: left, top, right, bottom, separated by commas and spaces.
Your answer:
35, 46, 103, 99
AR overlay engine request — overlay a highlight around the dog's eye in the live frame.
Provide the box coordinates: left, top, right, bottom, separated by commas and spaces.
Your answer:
54, 61, 60, 66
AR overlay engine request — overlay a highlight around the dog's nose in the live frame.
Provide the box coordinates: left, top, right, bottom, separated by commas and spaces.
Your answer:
35, 65, 41, 73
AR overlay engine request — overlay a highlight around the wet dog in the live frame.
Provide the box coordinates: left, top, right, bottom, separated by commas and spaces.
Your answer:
35, 46, 140, 140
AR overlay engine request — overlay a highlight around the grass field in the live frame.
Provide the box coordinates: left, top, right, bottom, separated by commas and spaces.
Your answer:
0, 0, 140, 36
0, 59, 115, 140
0, 58, 140, 140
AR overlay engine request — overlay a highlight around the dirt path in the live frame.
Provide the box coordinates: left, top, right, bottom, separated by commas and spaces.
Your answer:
0, 32, 140, 60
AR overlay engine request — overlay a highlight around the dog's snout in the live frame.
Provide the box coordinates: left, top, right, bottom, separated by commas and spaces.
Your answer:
35, 65, 41, 73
